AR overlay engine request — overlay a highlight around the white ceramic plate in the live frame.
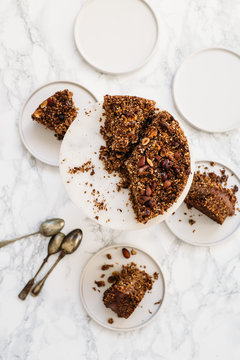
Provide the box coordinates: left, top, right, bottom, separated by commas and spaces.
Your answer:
165, 160, 240, 247
80, 244, 165, 331
74, 0, 158, 74
19, 81, 97, 166
59, 101, 194, 231
173, 48, 240, 132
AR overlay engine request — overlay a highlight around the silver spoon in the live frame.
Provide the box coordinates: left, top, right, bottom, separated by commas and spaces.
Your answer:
31, 229, 83, 297
18, 232, 65, 300
0, 218, 65, 248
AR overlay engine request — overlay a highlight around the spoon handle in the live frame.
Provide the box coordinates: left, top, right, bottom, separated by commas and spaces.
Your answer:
18, 255, 50, 300
31, 252, 66, 297
0, 232, 40, 248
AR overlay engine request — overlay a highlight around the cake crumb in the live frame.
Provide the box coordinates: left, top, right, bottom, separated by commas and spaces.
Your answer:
95, 280, 105, 287
108, 318, 114, 324
106, 253, 112, 260
101, 264, 114, 271
154, 299, 162, 305
153, 272, 159, 280
189, 219, 196, 226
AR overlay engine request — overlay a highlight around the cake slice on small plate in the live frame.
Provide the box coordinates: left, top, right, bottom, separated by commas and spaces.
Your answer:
32, 89, 78, 140
185, 171, 237, 224
103, 262, 153, 319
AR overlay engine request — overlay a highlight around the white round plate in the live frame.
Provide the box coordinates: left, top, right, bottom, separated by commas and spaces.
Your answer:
173, 48, 240, 132
80, 244, 165, 331
165, 160, 240, 247
59, 101, 194, 231
74, 0, 158, 74
19, 81, 97, 166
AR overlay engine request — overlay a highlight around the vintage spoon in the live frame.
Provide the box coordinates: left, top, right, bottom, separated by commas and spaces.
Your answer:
31, 229, 83, 297
18, 232, 65, 300
0, 218, 65, 248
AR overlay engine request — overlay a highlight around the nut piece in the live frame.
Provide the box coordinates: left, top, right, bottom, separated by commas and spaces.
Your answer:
146, 185, 152, 196
131, 249, 136, 255
137, 156, 145, 168
164, 180, 172, 189
142, 137, 150, 146
40, 100, 48, 108
146, 158, 153, 167
174, 152, 181, 160
33, 109, 42, 118
152, 182, 157, 191
145, 200, 154, 209
122, 248, 130, 259
148, 129, 157, 138
138, 165, 149, 174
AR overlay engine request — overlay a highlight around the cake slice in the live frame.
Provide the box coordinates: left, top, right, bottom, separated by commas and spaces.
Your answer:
185, 171, 238, 224
125, 111, 191, 223
32, 89, 78, 140
100, 95, 156, 187
103, 262, 153, 319
102, 95, 156, 153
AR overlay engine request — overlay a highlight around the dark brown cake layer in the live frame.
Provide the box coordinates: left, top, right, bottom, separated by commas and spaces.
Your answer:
32, 89, 78, 140
103, 262, 153, 319
185, 171, 238, 224
125, 111, 191, 223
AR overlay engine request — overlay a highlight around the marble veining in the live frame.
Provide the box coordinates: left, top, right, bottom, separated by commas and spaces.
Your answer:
1, 0, 240, 359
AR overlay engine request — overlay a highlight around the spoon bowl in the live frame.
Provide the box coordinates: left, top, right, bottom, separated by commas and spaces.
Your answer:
40, 218, 65, 237
61, 229, 83, 254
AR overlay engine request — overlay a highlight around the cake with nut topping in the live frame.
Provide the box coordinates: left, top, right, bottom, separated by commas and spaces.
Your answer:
31, 89, 78, 140
103, 262, 153, 319
125, 111, 191, 223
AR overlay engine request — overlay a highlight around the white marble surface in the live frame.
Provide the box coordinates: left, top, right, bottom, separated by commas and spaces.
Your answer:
1, 0, 240, 359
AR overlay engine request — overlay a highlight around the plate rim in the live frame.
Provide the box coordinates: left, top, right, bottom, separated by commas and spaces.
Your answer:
165, 158, 240, 247
73, 0, 159, 75
79, 243, 166, 331
172, 47, 240, 133
19, 80, 97, 166
59, 101, 195, 231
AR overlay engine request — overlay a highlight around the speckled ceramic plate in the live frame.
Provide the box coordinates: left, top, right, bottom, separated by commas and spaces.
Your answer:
59, 101, 194, 231
173, 48, 240, 132
19, 81, 97, 166
74, 0, 159, 74
165, 160, 240, 246
79, 244, 165, 331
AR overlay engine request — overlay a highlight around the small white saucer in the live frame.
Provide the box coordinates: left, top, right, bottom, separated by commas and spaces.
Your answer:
59, 101, 194, 231
79, 244, 165, 331
165, 160, 240, 247
74, 0, 158, 74
173, 48, 240, 132
19, 81, 97, 166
